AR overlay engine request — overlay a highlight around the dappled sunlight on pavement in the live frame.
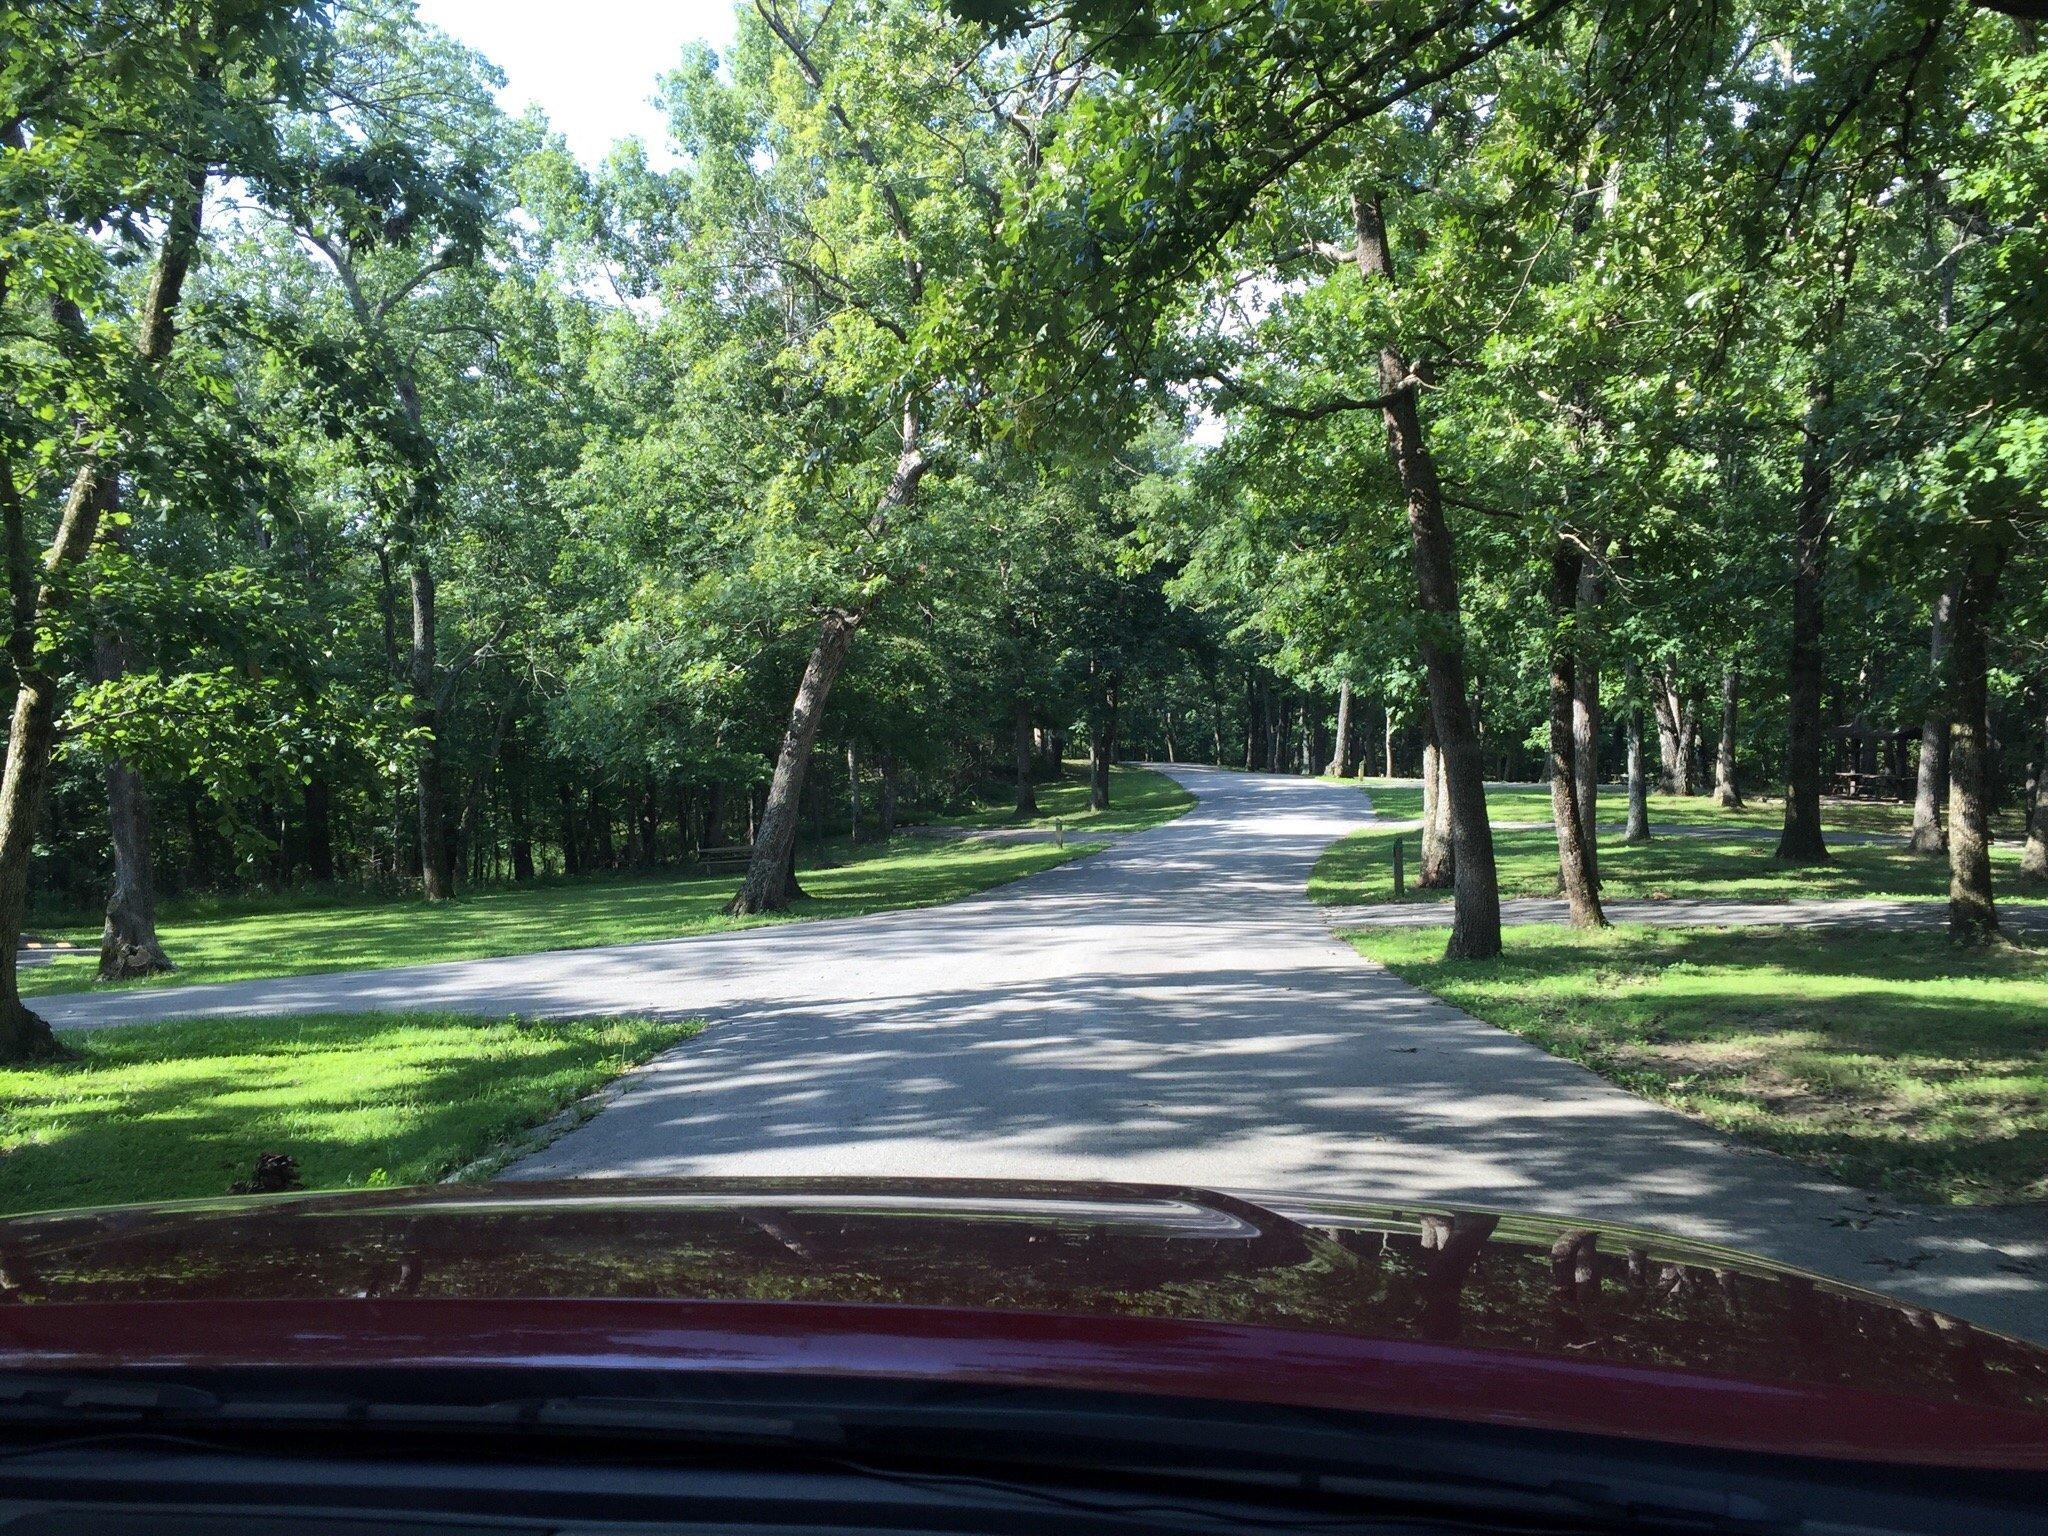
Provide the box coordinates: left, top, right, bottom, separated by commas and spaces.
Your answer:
39, 763, 2048, 1342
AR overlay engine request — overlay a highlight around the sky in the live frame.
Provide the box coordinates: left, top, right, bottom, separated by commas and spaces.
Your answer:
414, 0, 738, 165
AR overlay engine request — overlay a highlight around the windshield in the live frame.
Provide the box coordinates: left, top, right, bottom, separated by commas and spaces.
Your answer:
3, 0, 2046, 1490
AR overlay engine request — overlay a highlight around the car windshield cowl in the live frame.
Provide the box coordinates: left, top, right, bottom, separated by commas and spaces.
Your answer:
7, 1367, 2032, 1536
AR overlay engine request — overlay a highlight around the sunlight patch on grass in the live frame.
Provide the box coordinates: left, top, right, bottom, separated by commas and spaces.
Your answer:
21, 835, 1096, 999
1340, 923, 2048, 1205
932, 762, 1194, 835
1309, 822, 2044, 908
0, 1013, 694, 1216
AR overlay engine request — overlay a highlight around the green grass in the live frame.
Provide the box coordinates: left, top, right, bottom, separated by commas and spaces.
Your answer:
1327, 779, 1554, 822
932, 761, 1196, 835
1328, 777, 1935, 835
0, 1012, 694, 1216
1340, 924, 2048, 1205
1309, 819, 2046, 907
23, 834, 1096, 998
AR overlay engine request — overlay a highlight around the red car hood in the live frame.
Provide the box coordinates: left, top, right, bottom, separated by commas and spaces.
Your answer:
0, 1177, 2042, 1468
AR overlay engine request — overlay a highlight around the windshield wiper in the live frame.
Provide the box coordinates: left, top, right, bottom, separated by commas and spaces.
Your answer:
0, 1373, 220, 1420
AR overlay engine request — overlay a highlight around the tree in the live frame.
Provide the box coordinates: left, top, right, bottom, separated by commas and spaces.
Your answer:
266, 3, 508, 899
0, 0, 330, 1060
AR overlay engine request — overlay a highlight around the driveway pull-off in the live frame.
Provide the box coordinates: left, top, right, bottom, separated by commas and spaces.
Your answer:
37, 766, 2048, 1340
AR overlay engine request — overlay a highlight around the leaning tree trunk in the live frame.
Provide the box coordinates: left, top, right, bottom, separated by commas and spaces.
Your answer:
0, 463, 108, 1061
1571, 553, 1604, 882
1354, 188, 1498, 958
1909, 587, 1954, 853
730, 610, 861, 915
1946, 545, 2005, 942
0, 166, 205, 1062
1011, 695, 1037, 817
1327, 677, 1353, 777
730, 397, 925, 917
1622, 659, 1652, 843
1712, 663, 1744, 810
1547, 539, 1605, 927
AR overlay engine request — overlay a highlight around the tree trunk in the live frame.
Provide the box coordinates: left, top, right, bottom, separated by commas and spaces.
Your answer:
1776, 377, 1836, 862
1909, 587, 1954, 853
879, 756, 899, 838
0, 165, 205, 1062
1712, 663, 1744, 809
846, 742, 862, 842
1652, 682, 1682, 794
557, 783, 580, 875
410, 561, 452, 899
90, 547, 175, 979
1548, 540, 1605, 926
1946, 546, 2005, 942
2021, 690, 2047, 883
732, 394, 922, 913
731, 611, 860, 914
98, 758, 174, 980
305, 777, 336, 882
1623, 687, 1652, 843
1353, 188, 1498, 958
1327, 678, 1353, 776
1418, 714, 1453, 890
1652, 672, 1701, 796
1089, 690, 1116, 810
1011, 695, 1036, 817
1572, 550, 1604, 881
1384, 705, 1396, 777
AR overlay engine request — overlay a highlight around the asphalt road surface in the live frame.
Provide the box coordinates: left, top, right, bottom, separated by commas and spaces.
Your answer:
39, 764, 2047, 1339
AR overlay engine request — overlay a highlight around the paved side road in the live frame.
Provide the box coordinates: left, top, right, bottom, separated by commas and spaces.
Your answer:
35, 765, 2048, 1340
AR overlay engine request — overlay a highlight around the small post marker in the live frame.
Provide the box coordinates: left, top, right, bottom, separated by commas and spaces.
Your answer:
1392, 838, 1405, 897
1055, 817, 1065, 848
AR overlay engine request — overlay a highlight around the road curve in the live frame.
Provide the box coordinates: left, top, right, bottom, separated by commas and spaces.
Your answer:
36, 764, 2048, 1338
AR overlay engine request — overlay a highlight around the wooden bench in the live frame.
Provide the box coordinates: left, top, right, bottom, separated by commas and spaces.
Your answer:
695, 844, 754, 872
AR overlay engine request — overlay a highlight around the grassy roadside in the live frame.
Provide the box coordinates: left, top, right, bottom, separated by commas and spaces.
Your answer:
1309, 820, 2045, 907
1339, 924, 2048, 1205
22, 836, 1096, 998
1330, 777, 1952, 836
931, 761, 1195, 835
23, 763, 1193, 999
0, 1012, 695, 1216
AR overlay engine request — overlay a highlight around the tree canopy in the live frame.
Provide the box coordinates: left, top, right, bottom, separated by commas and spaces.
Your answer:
2, 0, 2044, 1056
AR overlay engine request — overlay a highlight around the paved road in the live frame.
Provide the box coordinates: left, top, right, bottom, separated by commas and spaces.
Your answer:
38, 765, 2048, 1339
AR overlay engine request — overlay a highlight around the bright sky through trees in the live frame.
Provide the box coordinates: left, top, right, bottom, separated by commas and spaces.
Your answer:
414, 0, 736, 165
